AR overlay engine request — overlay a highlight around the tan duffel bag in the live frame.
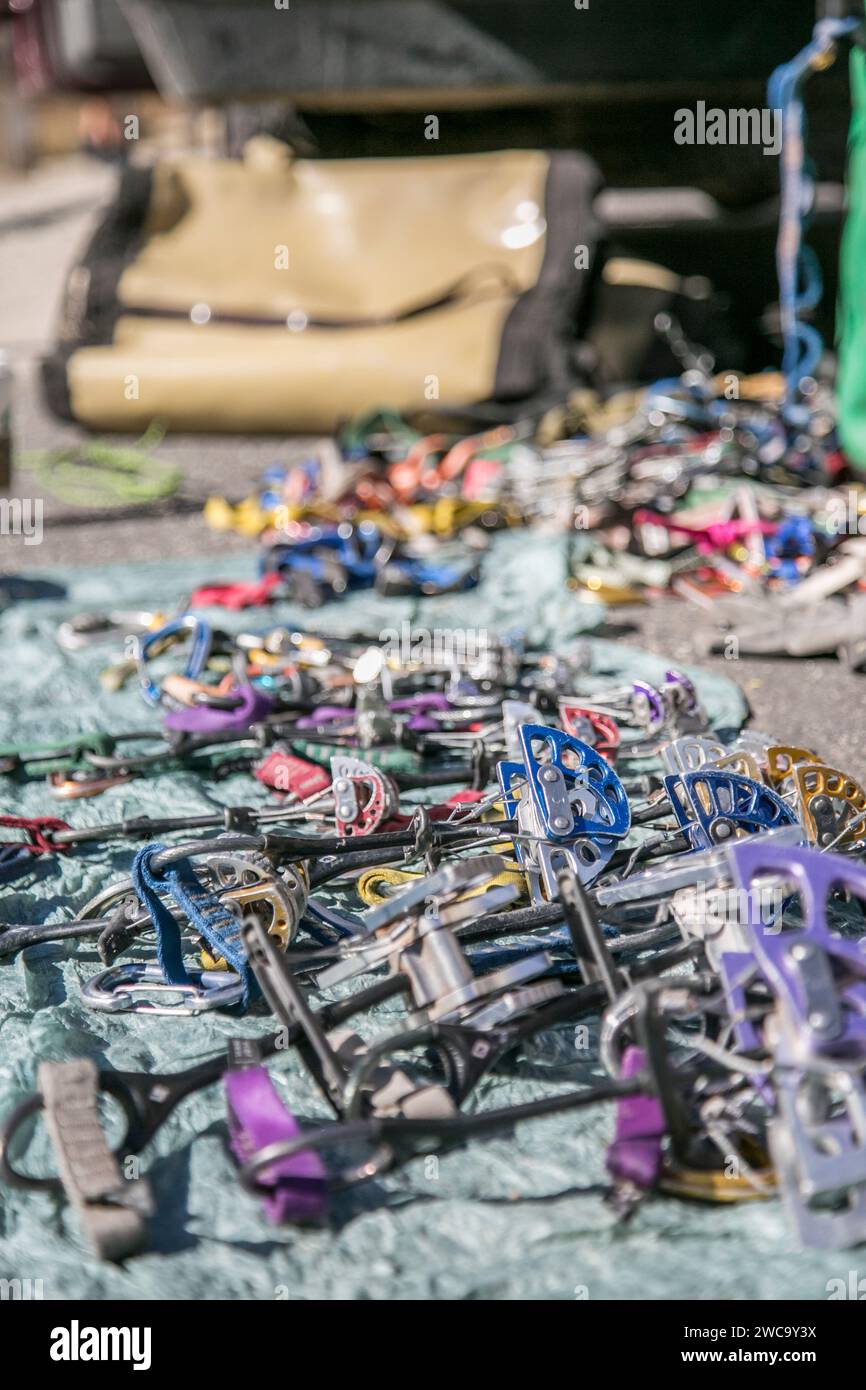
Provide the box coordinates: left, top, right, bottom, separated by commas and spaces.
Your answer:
43, 138, 604, 433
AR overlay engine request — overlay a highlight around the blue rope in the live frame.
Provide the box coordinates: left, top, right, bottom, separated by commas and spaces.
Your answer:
131, 843, 253, 1008
769, 17, 860, 400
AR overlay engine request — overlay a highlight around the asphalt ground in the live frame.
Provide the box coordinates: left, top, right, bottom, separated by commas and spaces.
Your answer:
1, 156, 862, 781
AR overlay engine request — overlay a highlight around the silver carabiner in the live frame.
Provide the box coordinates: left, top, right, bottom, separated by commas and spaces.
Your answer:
81, 962, 245, 1015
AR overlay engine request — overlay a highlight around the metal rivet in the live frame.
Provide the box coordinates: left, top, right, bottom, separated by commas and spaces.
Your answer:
808, 1010, 832, 1031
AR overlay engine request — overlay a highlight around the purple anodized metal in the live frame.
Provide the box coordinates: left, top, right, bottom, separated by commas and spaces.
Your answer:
294, 705, 354, 732
727, 840, 866, 1061
388, 693, 451, 715
663, 668, 700, 717
631, 680, 666, 736
390, 692, 452, 735
162, 685, 274, 734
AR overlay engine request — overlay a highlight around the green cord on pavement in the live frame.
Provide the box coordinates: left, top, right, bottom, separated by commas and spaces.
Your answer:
23, 423, 183, 508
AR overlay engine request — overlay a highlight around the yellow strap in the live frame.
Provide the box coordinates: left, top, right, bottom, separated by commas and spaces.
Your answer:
204, 494, 275, 537
659, 1164, 776, 1203
356, 861, 527, 907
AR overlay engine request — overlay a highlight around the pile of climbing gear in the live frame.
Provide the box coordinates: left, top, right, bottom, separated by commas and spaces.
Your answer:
195, 16, 866, 654
2, 602, 866, 1262
198, 367, 866, 647
4, 16, 866, 1272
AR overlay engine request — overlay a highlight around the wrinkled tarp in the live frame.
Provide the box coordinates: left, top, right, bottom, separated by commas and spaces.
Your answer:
0, 533, 829, 1302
